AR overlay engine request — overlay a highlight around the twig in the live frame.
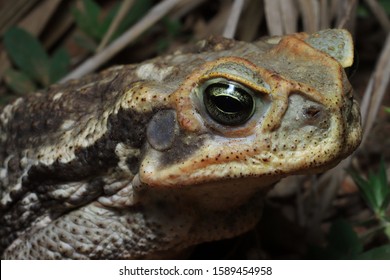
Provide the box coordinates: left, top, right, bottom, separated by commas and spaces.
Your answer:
297, 0, 319, 32
336, 0, 357, 29
0, 0, 39, 34
61, 0, 183, 82
360, 32, 390, 146
223, 0, 246, 38
96, 0, 135, 53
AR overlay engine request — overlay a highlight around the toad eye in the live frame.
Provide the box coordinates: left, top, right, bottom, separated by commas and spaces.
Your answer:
203, 81, 255, 126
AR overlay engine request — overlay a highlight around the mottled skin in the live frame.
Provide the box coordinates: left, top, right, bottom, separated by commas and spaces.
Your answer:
0, 29, 361, 259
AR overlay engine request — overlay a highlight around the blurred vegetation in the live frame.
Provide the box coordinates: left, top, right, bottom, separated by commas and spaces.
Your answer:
3, 27, 70, 94
72, 0, 152, 52
310, 219, 390, 259
310, 161, 390, 260
358, 0, 390, 16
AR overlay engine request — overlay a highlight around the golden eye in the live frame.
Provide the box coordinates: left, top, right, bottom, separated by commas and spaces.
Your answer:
203, 81, 255, 126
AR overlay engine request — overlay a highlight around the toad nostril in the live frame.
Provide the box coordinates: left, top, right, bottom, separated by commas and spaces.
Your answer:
303, 106, 321, 119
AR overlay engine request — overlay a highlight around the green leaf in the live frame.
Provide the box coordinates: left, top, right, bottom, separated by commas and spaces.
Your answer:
72, 0, 104, 40
163, 17, 182, 37
3, 68, 36, 94
385, 107, 390, 114
381, 193, 390, 214
49, 48, 70, 83
379, 0, 390, 15
156, 38, 170, 53
358, 0, 390, 17
385, 221, 390, 239
83, 0, 100, 18
357, 244, 390, 260
378, 159, 390, 213
100, 2, 120, 36
368, 172, 382, 210
100, 0, 153, 43
349, 168, 378, 211
113, 0, 153, 39
326, 219, 363, 259
308, 219, 364, 259
349, 161, 390, 216
72, 0, 153, 48
3, 27, 50, 86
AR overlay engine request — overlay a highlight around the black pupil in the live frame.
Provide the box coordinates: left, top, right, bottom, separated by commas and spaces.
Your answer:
203, 82, 255, 126
211, 95, 244, 113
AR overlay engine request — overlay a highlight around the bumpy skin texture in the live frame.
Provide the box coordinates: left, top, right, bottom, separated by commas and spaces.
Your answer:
0, 29, 361, 259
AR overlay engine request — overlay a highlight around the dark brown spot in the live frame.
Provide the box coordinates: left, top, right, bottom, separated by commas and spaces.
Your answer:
304, 106, 321, 119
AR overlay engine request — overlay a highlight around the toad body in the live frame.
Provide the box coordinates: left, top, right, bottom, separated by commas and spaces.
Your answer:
0, 29, 361, 259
